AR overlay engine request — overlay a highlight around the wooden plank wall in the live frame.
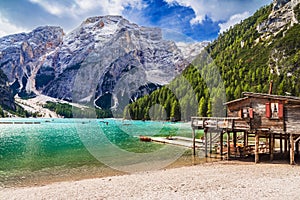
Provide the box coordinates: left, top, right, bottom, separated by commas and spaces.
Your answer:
227, 97, 285, 133
285, 104, 300, 134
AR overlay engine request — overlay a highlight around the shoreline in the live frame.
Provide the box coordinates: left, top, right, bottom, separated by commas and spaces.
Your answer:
0, 153, 217, 189
1, 161, 300, 199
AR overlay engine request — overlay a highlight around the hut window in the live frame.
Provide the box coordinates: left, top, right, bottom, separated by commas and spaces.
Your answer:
242, 108, 248, 118
266, 103, 271, 118
271, 103, 279, 118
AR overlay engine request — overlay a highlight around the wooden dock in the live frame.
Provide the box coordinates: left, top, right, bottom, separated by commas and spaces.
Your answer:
0, 121, 41, 124
150, 136, 204, 148
140, 136, 205, 149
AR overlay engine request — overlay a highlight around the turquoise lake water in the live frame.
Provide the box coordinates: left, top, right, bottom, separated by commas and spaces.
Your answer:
0, 118, 198, 187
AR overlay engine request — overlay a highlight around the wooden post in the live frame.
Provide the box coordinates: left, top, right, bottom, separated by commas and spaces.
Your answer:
227, 132, 230, 160
210, 131, 212, 158
296, 141, 299, 156
270, 133, 274, 162
233, 131, 237, 158
233, 132, 237, 147
220, 132, 223, 160
255, 133, 259, 163
243, 131, 248, 158
205, 130, 208, 157
284, 134, 288, 155
192, 128, 196, 156
280, 133, 283, 154
290, 134, 295, 165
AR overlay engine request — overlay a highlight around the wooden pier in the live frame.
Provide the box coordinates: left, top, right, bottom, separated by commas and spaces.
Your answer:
0, 121, 41, 124
140, 136, 205, 149
191, 92, 300, 165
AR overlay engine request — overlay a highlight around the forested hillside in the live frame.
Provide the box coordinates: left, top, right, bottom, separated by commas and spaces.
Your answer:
125, 2, 300, 121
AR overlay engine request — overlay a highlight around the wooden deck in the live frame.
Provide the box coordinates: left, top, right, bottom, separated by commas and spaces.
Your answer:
149, 136, 204, 149
191, 116, 300, 164
0, 121, 41, 124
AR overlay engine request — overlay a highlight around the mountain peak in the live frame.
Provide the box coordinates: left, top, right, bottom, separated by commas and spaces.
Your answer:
273, 0, 290, 10
83, 15, 125, 24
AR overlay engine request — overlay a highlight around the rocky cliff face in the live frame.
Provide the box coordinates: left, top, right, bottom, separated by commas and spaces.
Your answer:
0, 69, 16, 110
0, 26, 64, 96
255, 0, 300, 77
0, 16, 206, 110
257, 0, 300, 36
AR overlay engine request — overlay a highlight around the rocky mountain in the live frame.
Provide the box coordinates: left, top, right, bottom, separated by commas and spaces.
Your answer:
0, 16, 206, 112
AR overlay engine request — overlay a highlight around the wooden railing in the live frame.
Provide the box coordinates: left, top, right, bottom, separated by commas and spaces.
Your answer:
191, 117, 245, 130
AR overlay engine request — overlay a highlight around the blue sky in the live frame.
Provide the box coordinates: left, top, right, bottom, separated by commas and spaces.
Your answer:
0, 0, 272, 42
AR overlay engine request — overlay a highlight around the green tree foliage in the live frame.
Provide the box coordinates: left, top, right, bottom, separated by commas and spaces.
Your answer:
44, 101, 73, 118
0, 106, 4, 117
44, 101, 113, 118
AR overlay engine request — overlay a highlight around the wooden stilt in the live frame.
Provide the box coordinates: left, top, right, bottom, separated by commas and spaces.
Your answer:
205, 130, 208, 158
220, 132, 223, 160
270, 133, 274, 161
209, 131, 212, 158
296, 141, 299, 156
280, 133, 283, 154
243, 132, 247, 157
290, 134, 295, 165
284, 134, 288, 155
233, 132, 237, 147
233, 131, 237, 158
192, 128, 196, 156
255, 133, 259, 163
227, 132, 230, 160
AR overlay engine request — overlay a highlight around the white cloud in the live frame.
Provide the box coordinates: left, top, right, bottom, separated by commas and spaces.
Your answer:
164, 0, 271, 25
0, 14, 28, 37
28, 0, 69, 17
28, 0, 146, 18
218, 12, 250, 33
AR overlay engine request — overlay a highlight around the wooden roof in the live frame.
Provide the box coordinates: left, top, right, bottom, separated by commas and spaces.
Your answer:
224, 92, 300, 105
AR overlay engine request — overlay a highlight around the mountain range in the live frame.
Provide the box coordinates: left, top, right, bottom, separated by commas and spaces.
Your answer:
0, 15, 207, 115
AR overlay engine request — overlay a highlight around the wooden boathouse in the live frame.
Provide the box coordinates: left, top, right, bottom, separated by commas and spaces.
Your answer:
191, 92, 300, 165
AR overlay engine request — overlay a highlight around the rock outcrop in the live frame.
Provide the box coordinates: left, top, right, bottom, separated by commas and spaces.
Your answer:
0, 69, 16, 110
257, 0, 300, 36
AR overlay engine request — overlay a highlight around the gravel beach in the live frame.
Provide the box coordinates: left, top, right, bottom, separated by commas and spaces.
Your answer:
1, 161, 300, 200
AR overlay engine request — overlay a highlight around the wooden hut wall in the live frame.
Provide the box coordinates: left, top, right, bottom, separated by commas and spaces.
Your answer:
250, 98, 284, 133
226, 98, 250, 130
285, 103, 300, 135
227, 97, 285, 133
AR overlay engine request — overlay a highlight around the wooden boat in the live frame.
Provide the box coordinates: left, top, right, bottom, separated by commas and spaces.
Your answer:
139, 136, 152, 142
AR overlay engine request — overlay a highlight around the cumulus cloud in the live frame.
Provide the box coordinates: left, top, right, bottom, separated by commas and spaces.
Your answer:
28, 0, 69, 17
218, 12, 250, 33
0, 14, 28, 37
28, 0, 146, 18
164, 0, 271, 25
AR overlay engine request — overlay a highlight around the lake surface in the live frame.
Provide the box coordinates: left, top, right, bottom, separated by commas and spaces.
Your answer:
0, 118, 207, 187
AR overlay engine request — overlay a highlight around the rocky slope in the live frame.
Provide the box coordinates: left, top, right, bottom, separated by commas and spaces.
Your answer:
0, 16, 206, 111
257, 0, 300, 38
0, 69, 16, 111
